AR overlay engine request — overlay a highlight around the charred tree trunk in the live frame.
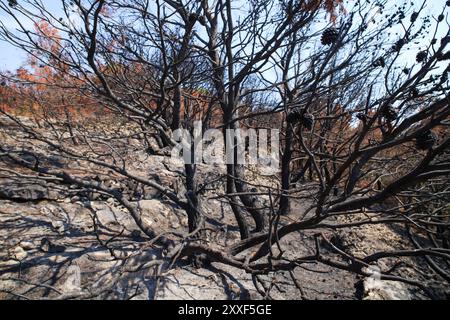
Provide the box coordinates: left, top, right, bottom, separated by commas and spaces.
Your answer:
63, 105, 78, 146
171, 84, 182, 132
234, 163, 266, 232
226, 163, 250, 239
279, 123, 294, 215
223, 114, 250, 239
185, 163, 202, 233
225, 110, 265, 236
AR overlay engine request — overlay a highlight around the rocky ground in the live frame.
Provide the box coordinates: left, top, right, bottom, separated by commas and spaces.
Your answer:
1, 171, 444, 300
0, 115, 448, 300
0, 197, 357, 300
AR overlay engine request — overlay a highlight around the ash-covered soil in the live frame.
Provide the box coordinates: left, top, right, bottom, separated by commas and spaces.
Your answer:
1, 183, 444, 299
0, 198, 358, 300
0, 115, 447, 300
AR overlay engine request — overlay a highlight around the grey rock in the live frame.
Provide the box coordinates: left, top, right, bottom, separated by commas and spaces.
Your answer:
362, 267, 413, 300
19, 241, 35, 251
40, 238, 66, 254
11, 246, 28, 261
51, 220, 65, 234
0, 180, 65, 201
70, 196, 80, 203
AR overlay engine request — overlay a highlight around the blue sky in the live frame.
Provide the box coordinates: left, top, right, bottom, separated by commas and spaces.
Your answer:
0, 1, 62, 70
0, 0, 447, 71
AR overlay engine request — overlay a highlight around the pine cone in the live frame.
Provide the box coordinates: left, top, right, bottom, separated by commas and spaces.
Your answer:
438, 14, 444, 22
287, 109, 314, 130
383, 106, 397, 121
8, 0, 18, 7
416, 130, 437, 150
373, 57, 386, 68
287, 109, 302, 124
411, 12, 418, 23
393, 39, 405, 52
410, 88, 419, 98
321, 27, 339, 46
416, 51, 427, 63
197, 15, 206, 26
188, 13, 201, 25
302, 113, 314, 131
356, 113, 367, 122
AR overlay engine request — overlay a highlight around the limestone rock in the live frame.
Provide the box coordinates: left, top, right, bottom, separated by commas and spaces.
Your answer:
0, 184, 50, 201
51, 220, 65, 234
363, 277, 413, 300
93, 204, 131, 228
19, 241, 35, 251
137, 200, 172, 217
11, 246, 28, 261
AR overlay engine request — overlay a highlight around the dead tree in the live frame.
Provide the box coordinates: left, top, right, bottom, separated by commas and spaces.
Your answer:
0, 0, 449, 299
